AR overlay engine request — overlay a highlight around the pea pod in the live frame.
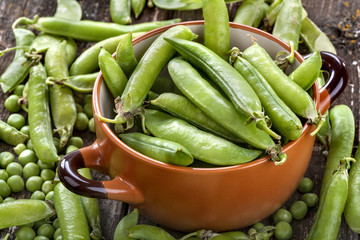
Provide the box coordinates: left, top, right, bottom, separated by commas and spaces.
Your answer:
16, 16, 180, 42
306, 159, 352, 240
233, 56, 302, 140
128, 224, 176, 240
114, 208, 139, 240
46, 72, 98, 93
119, 132, 194, 166
116, 32, 139, 78
0, 199, 55, 230
110, 0, 132, 24
0, 119, 28, 146
164, 38, 277, 138
150, 92, 242, 143
28, 63, 60, 163
263, 0, 283, 30
145, 109, 262, 166
152, 0, 241, 10
272, 0, 302, 50
54, 0, 82, 21
54, 182, 90, 240
131, 0, 146, 18
167, 57, 284, 163
203, 0, 230, 60
233, 0, 269, 28
320, 105, 354, 197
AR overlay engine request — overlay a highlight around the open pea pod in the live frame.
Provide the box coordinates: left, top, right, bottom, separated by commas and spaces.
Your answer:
152, 0, 241, 10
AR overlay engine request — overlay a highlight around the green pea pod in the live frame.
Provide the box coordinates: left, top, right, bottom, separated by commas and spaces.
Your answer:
116, 32, 138, 78
289, 51, 322, 91
233, 0, 269, 28
28, 63, 60, 163
54, 182, 90, 240
242, 43, 319, 123
306, 159, 352, 240
65, 37, 78, 66
131, 0, 146, 18
18, 16, 180, 42
114, 208, 139, 240
145, 109, 262, 166
220, 231, 250, 240
78, 168, 103, 240
45, 41, 77, 148
165, 38, 276, 139
152, 0, 241, 10
344, 141, 360, 233
234, 56, 302, 140
119, 132, 194, 166
0, 120, 28, 146
167, 57, 283, 163
320, 104, 355, 197
150, 92, 242, 143
203, 0, 230, 60
46, 72, 98, 93
272, 0, 302, 50
0, 28, 35, 93
110, 0, 132, 24
0, 199, 55, 230
128, 224, 176, 240
98, 47, 128, 99
263, 0, 283, 30
70, 32, 143, 76
119, 25, 197, 118
54, 0, 82, 21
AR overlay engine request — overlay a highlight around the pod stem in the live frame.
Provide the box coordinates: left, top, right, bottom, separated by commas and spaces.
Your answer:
12, 15, 39, 29
179, 229, 214, 240
274, 41, 295, 71
0, 46, 31, 57
95, 113, 126, 125
256, 119, 281, 140
267, 146, 287, 165
228, 47, 241, 64
310, 111, 326, 136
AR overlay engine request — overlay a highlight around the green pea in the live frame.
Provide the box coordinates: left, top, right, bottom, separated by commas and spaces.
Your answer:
52, 218, 60, 229
14, 143, 27, 155
290, 200, 308, 220
37, 160, 55, 170
23, 162, 41, 179
18, 149, 38, 166
75, 112, 89, 131
0, 151, 15, 168
56, 236, 63, 240
75, 103, 83, 113
88, 117, 95, 133
26, 176, 43, 192
3, 197, 16, 203
83, 102, 93, 118
20, 125, 30, 136
53, 137, 61, 153
34, 219, 47, 230
34, 236, 50, 240
252, 222, 265, 231
14, 84, 25, 96
7, 175, 25, 192
40, 169, 56, 181
20, 222, 35, 229
298, 177, 313, 193
37, 223, 55, 239
0, 179, 11, 198
41, 180, 55, 195
66, 145, 78, 154
274, 221, 292, 240
16, 226, 36, 240
0, 169, 9, 181
45, 191, 54, 201
26, 139, 34, 151
301, 193, 319, 208
84, 94, 92, 104
67, 136, 83, 148
6, 162, 23, 176
5, 95, 21, 112
53, 228, 62, 239
0, 196, 3, 203
273, 208, 292, 224
7, 113, 26, 130
31, 190, 46, 200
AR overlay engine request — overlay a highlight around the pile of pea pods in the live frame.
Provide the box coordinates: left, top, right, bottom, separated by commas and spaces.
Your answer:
0, 0, 359, 239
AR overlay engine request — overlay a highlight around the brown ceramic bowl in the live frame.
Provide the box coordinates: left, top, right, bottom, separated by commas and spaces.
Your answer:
58, 21, 348, 232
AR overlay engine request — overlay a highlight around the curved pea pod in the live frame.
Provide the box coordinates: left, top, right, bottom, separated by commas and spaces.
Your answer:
0, 119, 28, 146
128, 224, 176, 240
54, 182, 90, 240
164, 38, 275, 136
167, 57, 285, 164
289, 51, 322, 91
242, 43, 319, 123
98, 47, 128, 99
110, 0, 132, 24
70, 32, 143, 76
46, 72, 98, 93
145, 109, 262, 166
150, 92, 242, 143
234, 56, 302, 141
119, 25, 197, 118
131, 0, 146, 18
0, 199, 55, 230
272, 0, 302, 50
116, 32, 138, 78
28, 63, 60, 163
114, 208, 139, 240
54, 0, 82, 21
119, 132, 194, 166
263, 0, 283, 29
320, 105, 355, 197
306, 159, 352, 240
233, 0, 269, 28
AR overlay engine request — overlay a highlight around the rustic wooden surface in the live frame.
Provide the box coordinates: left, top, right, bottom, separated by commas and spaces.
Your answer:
0, 0, 359, 239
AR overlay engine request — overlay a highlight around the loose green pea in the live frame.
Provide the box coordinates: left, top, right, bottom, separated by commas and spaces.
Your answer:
52, 218, 60, 229
56, 236, 63, 240
31, 190, 46, 200
34, 219, 47, 230
20, 125, 30, 136
301, 193, 319, 208
298, 177, 313, 193
88, 117, 95, 133
41, 180, 55, 195
7, 175, 25, 192
274, 221, 292, 240
83, 103, 93, 118
26, 176, 43, 192
34, 236, 50, 240
7, 113, 26, 130
18, 149, 38, 166
14, 84, 25, 96
16, 226, 36, 240
0, 151, 15, 168
75, 103, 83, 113
0, 169, 9, 181
53, 228, 62, 239
45, 191, 54, 201
66, 145, 78, 154
75, 112, 89, 131
0, 179, 11, 198
37, 223, 55, 239
3, 197, 16, 203
53, 137, 61, 153
67, 136, 83, 148
252, 222, 265, 231
37, 160, 55, 170
0, 196, 3, 203
6, 162, 23, 176
20, 222, 35, 229
273, 208, 292, 224
290, 201, 308, 220
14, 143, 27, 155
26, 139, 34, 151
5, 95, 21, 112
84, 94, 92, 104
40, 169, 56, 181
23, 162, 40, 179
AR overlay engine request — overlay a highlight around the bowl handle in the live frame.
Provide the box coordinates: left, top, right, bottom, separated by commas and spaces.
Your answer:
57, 141, 144, 204
318, 51, 348, 114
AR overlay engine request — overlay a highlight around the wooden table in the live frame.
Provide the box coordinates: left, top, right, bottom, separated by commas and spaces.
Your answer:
0, 0, 359, 239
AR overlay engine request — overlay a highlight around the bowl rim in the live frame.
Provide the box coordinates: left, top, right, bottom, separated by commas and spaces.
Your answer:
93, 20, 320, 173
